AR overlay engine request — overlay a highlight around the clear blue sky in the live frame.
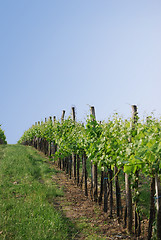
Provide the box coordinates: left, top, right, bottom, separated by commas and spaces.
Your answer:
1, 0, 161, 144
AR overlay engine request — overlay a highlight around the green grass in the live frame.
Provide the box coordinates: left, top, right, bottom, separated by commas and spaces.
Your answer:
0, 144, 78, 240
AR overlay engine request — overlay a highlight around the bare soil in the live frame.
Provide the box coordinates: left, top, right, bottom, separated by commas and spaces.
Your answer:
49, 162, 148, 240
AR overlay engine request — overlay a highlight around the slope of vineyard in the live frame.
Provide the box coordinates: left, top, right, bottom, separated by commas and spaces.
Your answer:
19, 106, 161, 239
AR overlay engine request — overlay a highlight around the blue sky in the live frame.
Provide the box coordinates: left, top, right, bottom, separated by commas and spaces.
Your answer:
1, 0, 161, 144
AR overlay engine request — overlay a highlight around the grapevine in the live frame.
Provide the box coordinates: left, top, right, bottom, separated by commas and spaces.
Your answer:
19, 107, 161, 239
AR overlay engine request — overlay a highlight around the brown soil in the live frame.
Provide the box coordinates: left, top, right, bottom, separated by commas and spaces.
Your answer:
49, 162, 147, 240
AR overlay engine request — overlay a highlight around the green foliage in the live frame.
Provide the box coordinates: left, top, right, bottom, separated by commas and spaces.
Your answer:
19, 113, 161, 178
85, 115, 103, 164
0, 124, 7, 144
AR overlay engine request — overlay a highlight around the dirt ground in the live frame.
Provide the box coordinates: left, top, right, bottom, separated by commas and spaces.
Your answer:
49, 162, 148, 240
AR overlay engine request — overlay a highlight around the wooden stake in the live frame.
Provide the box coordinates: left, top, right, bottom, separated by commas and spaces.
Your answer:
59, 110, 65, 169
90, 106, 98, 202
61, 110, 65, 123
131, 105, 141, 236
77, 155, 80, 185
37, 121, 40, 151
104, 171, 108, 212
125, 105, 137, 233
51, 116, 56, 155
84, 152, 88, 196
115, 166, 122, 221
53, 116, 56, 123
72, 107, 76, 121
155, 174, 161, 240
48, 117, 52, 157
109, 167, 113, 218
72, 107, 76, 182
80, 155, 84, 188
125, 173, 132, 233
98, 168, 104, 205
148, 177, 155, 240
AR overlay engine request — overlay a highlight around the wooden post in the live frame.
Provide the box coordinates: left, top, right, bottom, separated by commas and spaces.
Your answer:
80, 123, 85, 188
90, 106, 98, 202
155, 174, 161, 240
52, 116, 56, 155
124, 205, 127, 228
48, 116, 52, 157
80, 155, 84, 188
115, 166, 122, 222
125, 105, 137, 233
34, 122, 37, 148
125, 173, 132, 233
109, 167, 113, 218
98, 167, 104, 205
104, 171, 108, 212
72, 107, 76, 182
72, 107, 75, 121
148, 177, 156, 240
77, 155, 80, 185
61, 110, 65, 123
65, 157, 69, 174
35, 122, 37, 147
68, 109, 74, 179
68, 155, 72, 179
37, 121, 40, 151
90, 161, 94, 200
84, 152, 88, 196
131, 105, 141, 236
99, 123, 104, 205
59, 110, 65, 169
39, 121, 43, 152
43, 118, 47, 154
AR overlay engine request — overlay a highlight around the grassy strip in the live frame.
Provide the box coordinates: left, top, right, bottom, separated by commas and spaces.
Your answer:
0, 145, 78, 240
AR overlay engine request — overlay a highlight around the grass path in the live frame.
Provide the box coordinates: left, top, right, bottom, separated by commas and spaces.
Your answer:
0, 144, 77, 240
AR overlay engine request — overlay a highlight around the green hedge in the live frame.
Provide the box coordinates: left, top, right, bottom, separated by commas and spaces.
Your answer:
0, 125, 7, 144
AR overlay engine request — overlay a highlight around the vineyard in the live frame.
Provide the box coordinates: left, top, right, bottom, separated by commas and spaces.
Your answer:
19, 105, 161, 240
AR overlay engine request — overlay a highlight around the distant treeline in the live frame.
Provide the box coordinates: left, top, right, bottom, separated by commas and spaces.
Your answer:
0, 125, 7, 144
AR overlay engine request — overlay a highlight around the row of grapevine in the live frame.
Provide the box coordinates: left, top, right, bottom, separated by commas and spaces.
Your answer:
0, 125, 7, 144
19, 106, 161, 239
